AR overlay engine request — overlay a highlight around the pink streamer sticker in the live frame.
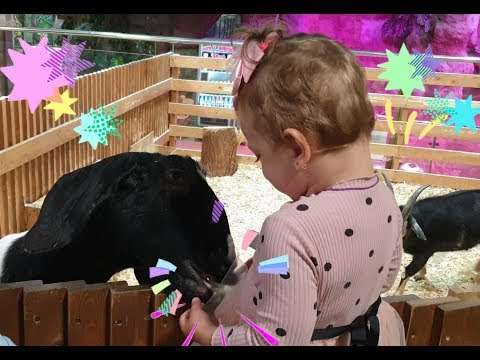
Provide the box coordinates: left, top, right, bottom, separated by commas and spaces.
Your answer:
239, 313, 279, 346
170, 290, 183, 315
219, 324, 227, 346
241, 229, 259, 250
181, 322, 199, 346
150, 310, 164, 319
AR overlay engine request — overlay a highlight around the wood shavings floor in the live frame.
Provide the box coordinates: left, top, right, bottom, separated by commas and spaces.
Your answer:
110, 163, 480, 299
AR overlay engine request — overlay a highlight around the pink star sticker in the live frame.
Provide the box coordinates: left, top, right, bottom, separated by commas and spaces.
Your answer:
18, 37, 51, 65
0, 36, 57, 113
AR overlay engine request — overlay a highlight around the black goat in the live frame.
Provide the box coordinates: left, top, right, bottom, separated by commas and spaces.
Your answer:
0, 152, 236, 302
382, 175, 480, 295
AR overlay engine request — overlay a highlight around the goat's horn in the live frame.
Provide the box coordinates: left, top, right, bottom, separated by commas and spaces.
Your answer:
381, 172, 395, 194
401, 185, 430, 221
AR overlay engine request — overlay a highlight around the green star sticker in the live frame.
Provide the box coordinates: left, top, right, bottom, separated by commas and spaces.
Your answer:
158, 291, 177, 317
74, 104, 124, 150
424, 89, 457, 124
378, 43, 425, 98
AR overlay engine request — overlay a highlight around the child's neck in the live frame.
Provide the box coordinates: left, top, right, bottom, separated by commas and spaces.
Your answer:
305, 138, 375, 197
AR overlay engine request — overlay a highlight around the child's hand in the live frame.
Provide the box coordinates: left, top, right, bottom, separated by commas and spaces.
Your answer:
179, 297, 218, 346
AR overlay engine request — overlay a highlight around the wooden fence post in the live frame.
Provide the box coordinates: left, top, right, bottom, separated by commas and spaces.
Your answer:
201, 126, 239, 177
0, 280, 43, 345
168, 67, 180, 148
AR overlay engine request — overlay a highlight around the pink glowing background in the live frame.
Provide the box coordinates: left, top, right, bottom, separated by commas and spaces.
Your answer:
223, 14, 480, 180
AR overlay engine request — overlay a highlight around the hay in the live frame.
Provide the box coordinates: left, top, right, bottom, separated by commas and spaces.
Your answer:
110, 163, 480, 299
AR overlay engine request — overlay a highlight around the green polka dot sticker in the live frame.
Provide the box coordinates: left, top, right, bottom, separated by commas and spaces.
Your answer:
74, 104, 124, 150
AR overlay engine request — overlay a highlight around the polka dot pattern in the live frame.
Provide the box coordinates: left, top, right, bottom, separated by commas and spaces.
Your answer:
280, 272, 290, 280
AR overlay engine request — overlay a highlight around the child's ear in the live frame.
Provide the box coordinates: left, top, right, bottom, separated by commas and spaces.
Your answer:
282, 128, 311, 159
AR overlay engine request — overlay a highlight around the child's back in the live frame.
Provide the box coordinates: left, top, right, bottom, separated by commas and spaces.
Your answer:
214, 175, 405, 346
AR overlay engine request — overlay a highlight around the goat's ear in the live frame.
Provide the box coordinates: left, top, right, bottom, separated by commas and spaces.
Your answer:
411, 216, 427, 241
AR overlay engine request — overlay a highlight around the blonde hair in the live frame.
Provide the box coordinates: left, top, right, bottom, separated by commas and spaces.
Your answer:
232, 22, 375, 149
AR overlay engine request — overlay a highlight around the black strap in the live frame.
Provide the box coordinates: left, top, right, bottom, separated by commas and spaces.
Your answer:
310, 296, 382, 346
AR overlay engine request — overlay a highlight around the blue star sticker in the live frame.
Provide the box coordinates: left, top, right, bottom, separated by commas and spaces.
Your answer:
444, 95, 480, 134
74, 112, 102, 150
74, 105, 123, 150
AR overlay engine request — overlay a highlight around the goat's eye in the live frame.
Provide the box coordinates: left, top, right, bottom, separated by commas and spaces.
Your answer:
205, 277, 211, 282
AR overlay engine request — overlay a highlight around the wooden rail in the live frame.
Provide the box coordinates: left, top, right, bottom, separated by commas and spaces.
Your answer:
0, 280, 479, 346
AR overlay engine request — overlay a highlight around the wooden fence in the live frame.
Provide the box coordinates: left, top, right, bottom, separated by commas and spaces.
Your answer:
0, 280, 186, 346
0, 280, 479, 346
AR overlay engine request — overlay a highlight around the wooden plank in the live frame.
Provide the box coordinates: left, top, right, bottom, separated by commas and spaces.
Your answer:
171, 55, 480, 89
24, 195, 45, 230
152, 293, 185, 346
370, 143, 480, 166
130, 132, 155, 153
365, 67, 480, 88
436, 299, 480, 346
148, 145, 177, 155
381, 169, 480, 190
0, 78, 172, 177
169, 102, 236, 120
67, 283, 111, 346
0, 280, 43, 345
407, 121, 480, 141
23, 281, 86, 346
168, 67, 180, 147
405, 296, 461, 346
106, 281, 129, 289
172, 78, 233, 95
170, 125, 206, 139
448, 285, 480, 301
109, 285, 153, 346
155, 129, 170, 146
383, 294, 420, 335
392, 109, 408, 170
170, 55, 228, 71
168, 103, 479, 142
0, 174, 7, 238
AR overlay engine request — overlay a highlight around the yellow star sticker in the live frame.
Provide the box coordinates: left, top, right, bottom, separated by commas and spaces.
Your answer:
44, 89, 78, 121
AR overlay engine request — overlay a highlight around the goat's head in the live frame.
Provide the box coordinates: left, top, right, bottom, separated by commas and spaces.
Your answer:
399, 185, 430, 241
